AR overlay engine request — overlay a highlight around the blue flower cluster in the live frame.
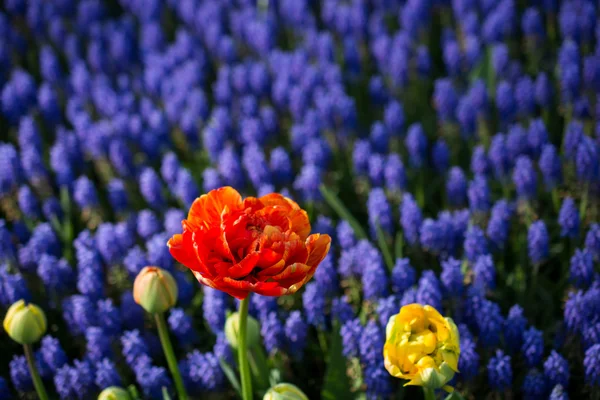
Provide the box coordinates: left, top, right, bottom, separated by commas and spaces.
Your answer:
0, 0, 599, 398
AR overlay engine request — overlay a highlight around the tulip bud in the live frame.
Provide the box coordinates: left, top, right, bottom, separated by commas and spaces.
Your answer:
3, 300, 47, 345
98, 386, 132, 400
225, 312, 260, 349
133, 267, 178, 314
263, 383, 309, 400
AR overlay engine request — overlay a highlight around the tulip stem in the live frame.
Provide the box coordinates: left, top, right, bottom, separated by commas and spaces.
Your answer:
24, 344, 49, 400
154, 313, 188, 400
423, 387, 436, 400
238, 295, 253, 400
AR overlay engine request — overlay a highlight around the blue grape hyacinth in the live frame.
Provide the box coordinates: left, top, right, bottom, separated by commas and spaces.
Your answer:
0, 1, 597, 398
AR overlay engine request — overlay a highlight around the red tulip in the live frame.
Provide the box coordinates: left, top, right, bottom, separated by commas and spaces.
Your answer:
168, 187, 331, 299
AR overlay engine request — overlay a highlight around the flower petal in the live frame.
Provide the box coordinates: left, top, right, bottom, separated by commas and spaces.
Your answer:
252, 281, 286, 296
193, 271, 249, 299
270, 262, 313, 283
188, 186, 243, 229
270, 263, 316, 294
259, 193, 311, 240
257, 207, 292, 232
227, 252, 260, 279
221, 277, 283, 297
256, 259, 287, 277
305, 234, 332, 267
168, 230, 206, 273
256, 248, 283, 268
257, 193, 291, 208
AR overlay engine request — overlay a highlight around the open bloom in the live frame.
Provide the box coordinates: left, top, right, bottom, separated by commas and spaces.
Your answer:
168, 187, 331, 299
383, 304, 460, 392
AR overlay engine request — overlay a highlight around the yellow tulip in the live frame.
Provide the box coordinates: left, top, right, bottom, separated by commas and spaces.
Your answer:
383, 303, 460, 392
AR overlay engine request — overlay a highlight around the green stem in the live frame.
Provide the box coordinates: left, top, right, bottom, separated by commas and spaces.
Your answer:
154, 313, 188, 400
24, 344, 49, 400
416, 173, 425, 209
59, 186, 74, 264
238, 295, 253, 400
375, 222, 394, 272
394, 231, 404, 260
580, 184, 589, 223
551, 189, 560, 215
423, 387, 436, 400
248, 346, 270, 391
317, 330, 329, 354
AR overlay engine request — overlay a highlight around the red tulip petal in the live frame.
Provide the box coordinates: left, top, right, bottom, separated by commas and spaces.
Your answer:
253, 283, 286, 297
270, 262, 312, 283
305, 234, 332, 267
168, 231, 205, 273
256, 258, 286, 277
228, 252, 260, 279
282, 278, 310, 294
259, 194, 311, 240
188, 187, 243, 229
257, 193, 290, 208
283, 237, 309, 265
276, 272, 313, 295
221, 277, 282, 295
288, 208, 311, 241
256, 248, 283, 268
257, 207, 292, 231
191, 229, 222, 273
192, 271, 249, 299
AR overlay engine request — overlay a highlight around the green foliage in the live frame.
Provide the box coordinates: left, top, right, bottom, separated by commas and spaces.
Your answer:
444, 391, 466, 400
219, 358, 242, 397
376, 221, 394, 271
321, 322, 352, 400
320, 184, 367, 240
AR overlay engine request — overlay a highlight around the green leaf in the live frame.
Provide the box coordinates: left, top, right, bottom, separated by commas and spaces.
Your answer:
444, 391, 466, 400
249, 346, 271, 391
319, 185, 367, 240
269, 369, 281, 387
127, 385, 141, 400
394, 232, 403, 260
469, 60, 485, 83
59, 186, 74, 263
219, 357, 242, 397
321, 322, 352, 400
376, 222, 394, 272
161, 387, 172, 400
469, 46, 494, 95
460, 260, 469, 275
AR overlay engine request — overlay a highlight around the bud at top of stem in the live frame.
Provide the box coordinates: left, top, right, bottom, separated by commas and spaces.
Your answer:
263, 383, 309, 400
133, 266, 178, 314
98, 386, 132, 400
225, 311, 260, 349
3, 299, 47, 345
